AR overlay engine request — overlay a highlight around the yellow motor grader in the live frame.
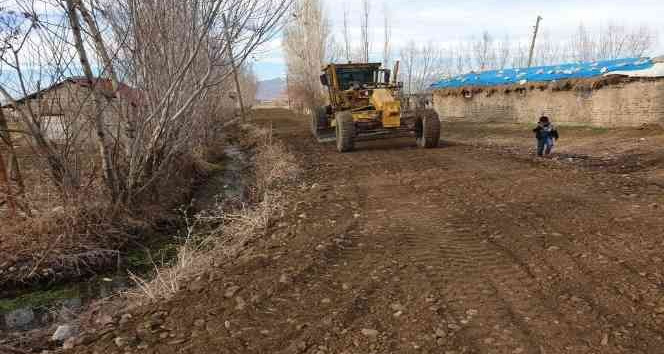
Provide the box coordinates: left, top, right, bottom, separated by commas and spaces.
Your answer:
312, 61, 440, 152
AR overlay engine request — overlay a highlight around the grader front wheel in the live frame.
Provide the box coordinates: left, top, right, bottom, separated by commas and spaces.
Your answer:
415, 110, 441, 148
335, 111, 355, 152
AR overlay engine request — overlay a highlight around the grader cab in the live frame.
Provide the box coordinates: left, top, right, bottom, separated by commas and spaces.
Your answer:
312, 62, 440, 152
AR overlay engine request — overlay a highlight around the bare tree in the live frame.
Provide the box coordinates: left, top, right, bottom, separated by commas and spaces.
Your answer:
570, 23, 595, 62
400, 40, 416, 94
342, 4, 351, 62
283, 0, 330, 111
624, 25, 657, 57
360, 0, 370, 62
473, 31, 495, 71
496, 35, 511, 69
535, 31, 562, 66
382, 3, 391, 67
399, 41, 445, 93
0, 0, 292, 208
65, 0, 119, 201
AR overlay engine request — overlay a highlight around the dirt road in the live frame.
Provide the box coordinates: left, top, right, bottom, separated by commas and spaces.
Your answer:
76, 109, 664, 354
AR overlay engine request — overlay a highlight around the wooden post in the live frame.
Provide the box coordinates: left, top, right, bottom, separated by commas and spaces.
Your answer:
0, 149, 17, 218
222, 14, 246, 121
528, 16, 543, 68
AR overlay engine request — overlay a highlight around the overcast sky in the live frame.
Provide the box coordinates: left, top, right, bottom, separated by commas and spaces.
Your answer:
252, 0, 664, 80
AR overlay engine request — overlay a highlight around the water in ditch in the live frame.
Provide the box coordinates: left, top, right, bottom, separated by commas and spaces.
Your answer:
0, 144, 249, 338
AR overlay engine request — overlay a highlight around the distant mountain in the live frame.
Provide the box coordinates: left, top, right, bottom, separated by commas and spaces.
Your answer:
256, 77, 286, 101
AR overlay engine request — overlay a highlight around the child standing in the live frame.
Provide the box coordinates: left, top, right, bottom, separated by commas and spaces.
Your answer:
533, 116, 559, 156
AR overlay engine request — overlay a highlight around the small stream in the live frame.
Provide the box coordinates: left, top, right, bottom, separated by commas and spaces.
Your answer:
0, 144, 249, 337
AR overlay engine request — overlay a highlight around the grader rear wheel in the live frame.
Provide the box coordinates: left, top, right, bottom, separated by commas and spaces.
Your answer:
335, 111, 355, 152
311, 106, 327, 137
415, 109, 441, 148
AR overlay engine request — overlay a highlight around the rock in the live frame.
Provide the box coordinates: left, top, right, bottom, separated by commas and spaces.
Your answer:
655, 307, 664, 314
447, 323, 461, 331
225, 285, 241, 298
513, 347, 524, 354
188, 279, 206, 292
393, 311, 403, 318
74, 334, 96, 346
547, 246, 560, 252
63, 337, 76, 350
119, 313, 133, 325
235, 296, 247, 310
390, 303, 405, 311
434, 328, 447, 338
98, 314, 115, 326
279, 273, 291, 283
194, 319, 206, 327
224, 321, 231, 329
601, 333, 609, 346
321, 298, 331, 304
361, 328, 379, 337
466, 309, 478, 316
51, 325, 77, 342
114, 336, 130, 348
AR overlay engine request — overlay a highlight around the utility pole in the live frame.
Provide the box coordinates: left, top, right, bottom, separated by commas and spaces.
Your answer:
527, 15, 543, 68
222, 14, 246, 121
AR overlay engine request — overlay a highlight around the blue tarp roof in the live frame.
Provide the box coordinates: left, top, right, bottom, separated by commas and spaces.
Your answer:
430, 57, 654, 89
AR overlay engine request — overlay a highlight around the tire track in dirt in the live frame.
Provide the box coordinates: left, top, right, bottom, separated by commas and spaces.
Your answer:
463, 173, 664, 353
71, 109, 664, 354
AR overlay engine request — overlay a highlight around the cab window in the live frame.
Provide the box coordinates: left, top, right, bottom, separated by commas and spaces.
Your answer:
336, 68, 375, 90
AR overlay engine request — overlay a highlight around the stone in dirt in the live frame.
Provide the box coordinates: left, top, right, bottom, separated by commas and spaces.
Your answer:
361, 329, 379, 337
114, 336, 131, 348
235, 296, 247, 310
63, 337, 77, 350
51, 324, 77, 342
98, 314, 115, 326
225, 285, 241, 298
119, 313, 133, 325
435, 328, 447, 338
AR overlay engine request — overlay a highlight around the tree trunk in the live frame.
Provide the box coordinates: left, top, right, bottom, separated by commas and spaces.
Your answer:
0, 108, 24, 194
0, 149, 16, 218
65, 0, 119, 203
222, 14, 246, 121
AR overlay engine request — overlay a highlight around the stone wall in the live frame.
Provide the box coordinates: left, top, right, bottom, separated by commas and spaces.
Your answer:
433, 79, 664, 127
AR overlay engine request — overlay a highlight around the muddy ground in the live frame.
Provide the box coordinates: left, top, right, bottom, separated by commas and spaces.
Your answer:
71, 109, 664, 354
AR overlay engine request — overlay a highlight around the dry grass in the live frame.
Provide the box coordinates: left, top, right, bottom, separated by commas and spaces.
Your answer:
434, 76, 664, 97
127, 124, 299, 304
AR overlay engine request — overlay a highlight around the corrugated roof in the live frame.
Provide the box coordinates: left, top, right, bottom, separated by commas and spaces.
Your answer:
430, 57, 661, 89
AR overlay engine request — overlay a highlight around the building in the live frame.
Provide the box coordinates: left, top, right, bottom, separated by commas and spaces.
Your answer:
431, 57, 664, 127
2, 77, 141, 143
